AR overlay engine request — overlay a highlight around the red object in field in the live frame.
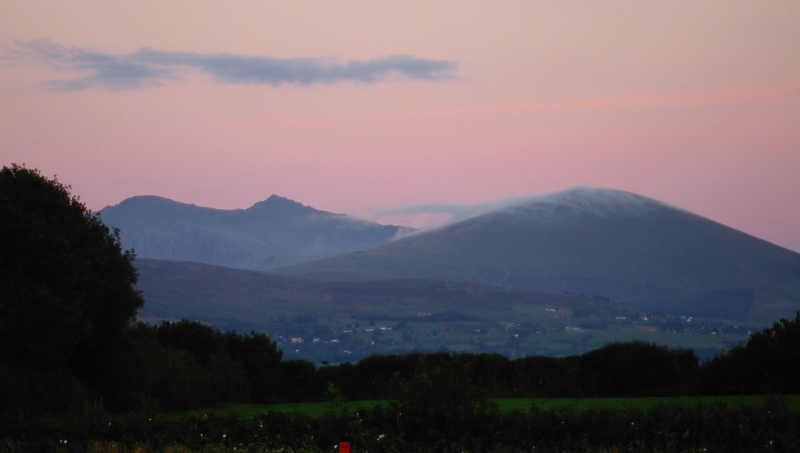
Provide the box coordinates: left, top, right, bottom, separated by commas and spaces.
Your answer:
339, 441, 351, 453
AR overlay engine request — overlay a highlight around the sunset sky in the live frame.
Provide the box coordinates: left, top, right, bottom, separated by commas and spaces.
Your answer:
2, 1, 799, 251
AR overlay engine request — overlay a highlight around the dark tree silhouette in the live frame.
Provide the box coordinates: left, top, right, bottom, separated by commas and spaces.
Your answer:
393, 357, 498, 446
700, 311, 800, 394
0, 164, 144, 406
226, 330, 283, 402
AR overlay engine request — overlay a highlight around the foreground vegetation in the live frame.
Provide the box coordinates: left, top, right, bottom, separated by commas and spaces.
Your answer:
2, 396, 799, 452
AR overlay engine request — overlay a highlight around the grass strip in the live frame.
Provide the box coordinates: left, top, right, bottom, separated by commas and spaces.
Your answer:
167, 395, 800, 421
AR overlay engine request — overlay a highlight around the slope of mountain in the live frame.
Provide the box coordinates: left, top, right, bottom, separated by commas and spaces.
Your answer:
134, 258, 636, 322
99, 195, 410, 270
272, 187, 800, 324
135, 259, 753, 362
137, 258, 750, 362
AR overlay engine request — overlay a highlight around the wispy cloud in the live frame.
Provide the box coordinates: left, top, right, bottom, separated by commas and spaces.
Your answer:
14, 39, 458, 91
372, 193, 545, 232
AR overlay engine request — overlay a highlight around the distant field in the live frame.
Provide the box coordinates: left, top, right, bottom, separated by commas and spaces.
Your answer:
174, 395, 800, 420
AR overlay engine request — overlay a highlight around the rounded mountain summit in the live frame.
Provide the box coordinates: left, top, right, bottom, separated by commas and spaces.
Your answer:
272, 187, 800, 325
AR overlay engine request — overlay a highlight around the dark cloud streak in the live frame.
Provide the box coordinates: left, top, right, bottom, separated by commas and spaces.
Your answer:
16, 40, 458, 91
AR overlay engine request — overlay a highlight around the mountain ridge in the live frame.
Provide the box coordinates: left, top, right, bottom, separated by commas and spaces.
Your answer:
99, 194, 411, 271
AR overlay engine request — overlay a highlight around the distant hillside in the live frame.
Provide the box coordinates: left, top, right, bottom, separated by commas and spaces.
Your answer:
273, 187, 800, 325
99, 195, 410, 270
135, 259, 752, 362
135, 258, 634, 322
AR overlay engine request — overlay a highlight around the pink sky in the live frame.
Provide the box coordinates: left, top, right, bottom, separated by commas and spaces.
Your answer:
2, 1, 799, 252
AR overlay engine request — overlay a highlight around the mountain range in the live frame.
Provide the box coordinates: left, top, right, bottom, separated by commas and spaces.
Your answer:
99, 194, 410, 270
104, 187, 800, 328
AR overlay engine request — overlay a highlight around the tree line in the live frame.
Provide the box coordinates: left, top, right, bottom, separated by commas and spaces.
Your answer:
3, 312, 799, 416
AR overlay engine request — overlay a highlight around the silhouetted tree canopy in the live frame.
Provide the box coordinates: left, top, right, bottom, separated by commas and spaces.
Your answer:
700, 311, 800, 394
578, 341, 698, 396
0, 164, 144, 373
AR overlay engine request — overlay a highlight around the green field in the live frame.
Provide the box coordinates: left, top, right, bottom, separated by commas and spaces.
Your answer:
173, 395, 800, 420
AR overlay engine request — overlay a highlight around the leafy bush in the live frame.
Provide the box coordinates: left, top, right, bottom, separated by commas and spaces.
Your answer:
392, 357, 499, 447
